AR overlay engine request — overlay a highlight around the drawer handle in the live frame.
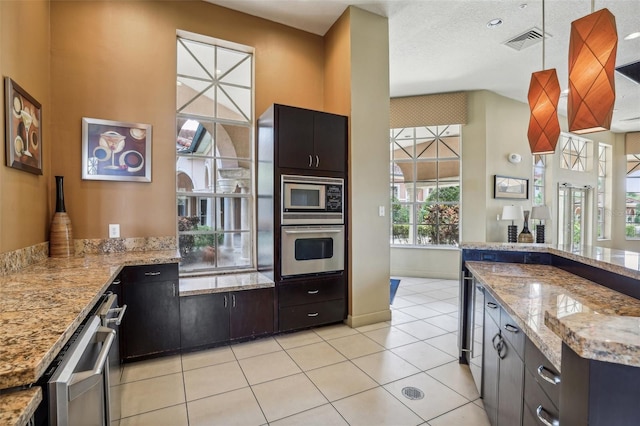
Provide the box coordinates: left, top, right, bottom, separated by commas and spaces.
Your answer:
308, 290, 319, 294
144, 271, 161, 276
307, 312, 319, 317
537, 365, 561, 385
503, 324, 519, 333
536, 405, 560, 426
491, 333, 501, 350
486, 302, 498, 309
111, 279, 121, 285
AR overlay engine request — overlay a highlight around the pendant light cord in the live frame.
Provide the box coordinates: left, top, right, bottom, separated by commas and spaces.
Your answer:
542, 0, 546, 70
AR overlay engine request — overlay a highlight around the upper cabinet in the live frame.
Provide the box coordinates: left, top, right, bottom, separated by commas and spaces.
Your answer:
275, 104, 347, 173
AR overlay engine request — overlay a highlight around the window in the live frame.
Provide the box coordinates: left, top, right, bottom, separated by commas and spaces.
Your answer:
176, 34, 254, 274
390, 125, 461, 247
597, 143, 611, 240
533, 154, 546, 205
626, 151, 640, 239
560, 133, 591, 172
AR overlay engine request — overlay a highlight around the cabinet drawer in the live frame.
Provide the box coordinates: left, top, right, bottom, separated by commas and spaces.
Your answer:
278, 277, 345, 307
524, 367, 560, 426
524, 338, 561, 407
121, 263, 178, 283
484, 291, 501, 325
279, 299, 345, 331
500, 309, 525, 359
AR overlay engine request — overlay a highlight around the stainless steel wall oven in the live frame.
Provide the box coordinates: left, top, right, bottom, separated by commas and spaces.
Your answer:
281, 225, 345, 277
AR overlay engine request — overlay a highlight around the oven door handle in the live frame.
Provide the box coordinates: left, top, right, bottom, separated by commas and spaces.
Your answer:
67, 326, 116, 402
283, 229, 343, 234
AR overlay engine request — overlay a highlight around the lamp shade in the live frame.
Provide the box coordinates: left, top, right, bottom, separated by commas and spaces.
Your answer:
531, 205, 551, 221
568, 8, 617, 134
501, 205, 524, 221
528, 69, 561, 154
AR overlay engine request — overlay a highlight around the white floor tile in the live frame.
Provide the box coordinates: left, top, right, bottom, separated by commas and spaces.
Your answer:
231, 337, 282, 360
424, 314, 460, 332
398, 305, 443, 319
391, 341, 456, 371
306, 361, 378, 401
327, 333, 385, 359
424, 333, 460, 357
238, 350, 301, 384
183, 361, 248, 401
269, 404, 349, 426
394, 320, 449, 340
187, 387, 266, 426
275, 330, 323, 349
251, 373, 328, 422
351, 350, 421, 385
363, 326, 419, 349
384, 372, 469, 421
286, 341, 346, 371
313, 323, 359, 340
181, 345, 235, 371
333, 387, 423, 426
120, 373, 185, 418
389, 310, 421, 325
428, 401, 491, 426
426, 361, 480, 400
121, 355, 182, 383
119, 404, 188, 426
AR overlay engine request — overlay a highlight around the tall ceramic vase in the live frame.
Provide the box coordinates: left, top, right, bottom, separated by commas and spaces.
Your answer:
49, 176, 74, 257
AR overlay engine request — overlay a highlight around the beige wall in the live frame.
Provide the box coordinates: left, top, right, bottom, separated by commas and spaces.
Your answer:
346, 7, 391, 327
48, 0, 326, 240
0, 0, 51, 253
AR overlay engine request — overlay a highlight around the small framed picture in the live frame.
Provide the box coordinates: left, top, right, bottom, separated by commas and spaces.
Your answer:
4, 77, 43, 175
494, 175, 529, 199
82, 117, 152, 182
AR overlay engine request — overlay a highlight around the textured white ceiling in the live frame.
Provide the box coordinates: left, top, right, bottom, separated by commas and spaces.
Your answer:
208, 0, 640, 133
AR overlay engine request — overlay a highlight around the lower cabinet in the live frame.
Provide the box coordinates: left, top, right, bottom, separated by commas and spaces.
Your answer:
278, 274, 346, 332
482, 292, 524, 426
121, 265, 181, 360
180, 288, 274, 351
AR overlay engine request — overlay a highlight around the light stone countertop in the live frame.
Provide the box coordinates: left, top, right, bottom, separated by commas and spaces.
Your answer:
0, 250, 180, 390
462, 242, 640, 281
465, 261, 640, 371
0, 387, 42, 426
179, 272, 275, 296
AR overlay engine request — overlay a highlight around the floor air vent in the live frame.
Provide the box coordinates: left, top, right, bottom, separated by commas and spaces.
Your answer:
401, 386, 425, 400
504, 27, 546, 51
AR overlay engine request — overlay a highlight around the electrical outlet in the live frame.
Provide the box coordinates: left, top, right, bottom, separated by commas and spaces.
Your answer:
109, 224, 120, 238
379, 206, 385, 217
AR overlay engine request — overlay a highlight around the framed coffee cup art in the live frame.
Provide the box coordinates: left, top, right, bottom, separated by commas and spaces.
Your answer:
5, 77, 43, 175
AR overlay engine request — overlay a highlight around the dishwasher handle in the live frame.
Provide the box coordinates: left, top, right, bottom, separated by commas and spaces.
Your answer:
68, 326, 116, 402
107, 304, 127, 326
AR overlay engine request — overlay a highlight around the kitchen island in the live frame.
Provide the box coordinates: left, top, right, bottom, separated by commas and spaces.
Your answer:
0, 250, 179, 425
462, 243, 640, 425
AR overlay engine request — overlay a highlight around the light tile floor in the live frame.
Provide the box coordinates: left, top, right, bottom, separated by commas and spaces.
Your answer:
114, 277, 490, 426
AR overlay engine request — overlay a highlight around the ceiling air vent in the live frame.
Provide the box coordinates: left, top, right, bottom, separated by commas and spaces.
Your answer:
504, 27, 546, 51
616, 60, 640, 85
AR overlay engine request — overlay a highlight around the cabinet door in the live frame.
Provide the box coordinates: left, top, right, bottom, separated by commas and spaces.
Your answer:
483, 313, 500, 426
313, 111, 346, 172
122, 280, 180, 359
498, 337, 524, 426
180, 293, 230, 350
277, 105, 314, 170
230, 288, 274, 339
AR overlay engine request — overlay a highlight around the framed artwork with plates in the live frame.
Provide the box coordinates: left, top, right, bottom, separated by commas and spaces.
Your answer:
4, 77, 43, 175
81, 117, 152, 182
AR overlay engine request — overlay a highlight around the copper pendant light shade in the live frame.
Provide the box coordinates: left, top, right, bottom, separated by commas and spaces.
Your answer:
528, 69, 561, 154
568, 8, 617, 134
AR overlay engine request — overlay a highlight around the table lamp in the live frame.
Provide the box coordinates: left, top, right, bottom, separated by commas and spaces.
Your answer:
501, 205, 523, 243
531, 205, 551, 243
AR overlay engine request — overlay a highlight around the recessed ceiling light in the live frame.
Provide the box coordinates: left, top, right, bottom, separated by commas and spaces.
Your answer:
624, 32, 640, 41
519, 4, 528, 9
487, 19, 503, 29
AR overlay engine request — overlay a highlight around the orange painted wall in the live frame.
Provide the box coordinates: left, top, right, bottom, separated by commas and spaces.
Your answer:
48, 1, 326, 240
0, 0, 51, 253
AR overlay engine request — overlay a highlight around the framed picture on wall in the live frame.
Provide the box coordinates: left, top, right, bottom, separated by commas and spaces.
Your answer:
494, 175, 529, 199
81, 117, 152, 182
4, 77, 43, 175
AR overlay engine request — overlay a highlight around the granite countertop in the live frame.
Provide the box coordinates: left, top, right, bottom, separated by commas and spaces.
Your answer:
180, 272, 274, 296
465, 261, 640, 371
0, 250, 180, 390
462, 242, 640, 281
0, 387, 42, 426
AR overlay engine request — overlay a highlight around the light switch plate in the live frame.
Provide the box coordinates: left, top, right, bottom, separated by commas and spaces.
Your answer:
109, 224, 120, 238
379, 206, 385, 216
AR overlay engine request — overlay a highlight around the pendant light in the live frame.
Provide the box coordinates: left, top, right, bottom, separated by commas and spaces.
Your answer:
568, 2, 617, 134
527, 0, 560, 154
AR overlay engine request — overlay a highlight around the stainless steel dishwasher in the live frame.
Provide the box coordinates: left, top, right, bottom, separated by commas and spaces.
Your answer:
48, 315, 115, 425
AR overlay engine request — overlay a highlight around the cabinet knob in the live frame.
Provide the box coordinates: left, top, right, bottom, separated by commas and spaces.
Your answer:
486, 302, 498, 310
503, 324, 519, 333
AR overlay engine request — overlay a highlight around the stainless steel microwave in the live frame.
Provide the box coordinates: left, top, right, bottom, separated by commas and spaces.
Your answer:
281, 175, 344, 225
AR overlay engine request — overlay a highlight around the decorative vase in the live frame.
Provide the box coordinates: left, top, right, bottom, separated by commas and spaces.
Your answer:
518, 210, 534, 244
49, 176, 74, 257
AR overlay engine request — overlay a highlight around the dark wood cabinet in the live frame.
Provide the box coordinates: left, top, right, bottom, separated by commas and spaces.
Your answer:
180, 288, 274, 351
121, 264, 180, 360
180, 293, 230, 350
278, 274, 345, 332
229, 288, 274, 339
482, 293, 524, 426
275, 104, 347, 173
